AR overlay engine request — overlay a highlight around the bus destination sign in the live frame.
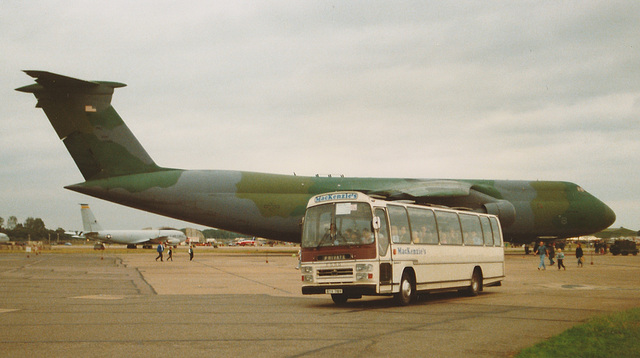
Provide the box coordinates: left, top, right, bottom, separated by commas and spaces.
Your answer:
314, 193, 358, 203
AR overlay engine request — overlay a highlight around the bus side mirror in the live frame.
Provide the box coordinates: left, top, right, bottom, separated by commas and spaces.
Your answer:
372, 216, 381, 230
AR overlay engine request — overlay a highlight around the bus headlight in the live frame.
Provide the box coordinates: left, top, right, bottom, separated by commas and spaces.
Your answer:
301, 266, 313, 273
356, 264, 373, 272
303, 274, 314, 282
356, 264, 374, 281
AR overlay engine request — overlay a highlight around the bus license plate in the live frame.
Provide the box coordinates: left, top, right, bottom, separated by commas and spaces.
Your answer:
326, 289, 343, 294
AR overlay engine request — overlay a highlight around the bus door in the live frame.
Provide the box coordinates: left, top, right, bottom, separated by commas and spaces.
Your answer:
375, 208, 393, 292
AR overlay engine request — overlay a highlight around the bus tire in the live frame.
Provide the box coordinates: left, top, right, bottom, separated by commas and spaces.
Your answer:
395, 271, 415, 306
331, 294, 348, 304
467, 269, 482, 296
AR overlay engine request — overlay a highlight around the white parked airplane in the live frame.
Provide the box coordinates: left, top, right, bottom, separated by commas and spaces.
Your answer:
68, 204, 186, 248
0, 233, 10, 242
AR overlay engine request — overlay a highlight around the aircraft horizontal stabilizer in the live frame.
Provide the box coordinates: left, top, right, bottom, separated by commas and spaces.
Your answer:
64, 231, 86, 239
16, 71, 126, 93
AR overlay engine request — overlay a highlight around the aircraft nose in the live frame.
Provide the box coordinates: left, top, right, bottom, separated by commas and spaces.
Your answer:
602, 202, 616, 228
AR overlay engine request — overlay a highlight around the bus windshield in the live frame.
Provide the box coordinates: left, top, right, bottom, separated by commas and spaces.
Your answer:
302, 202, 374, 248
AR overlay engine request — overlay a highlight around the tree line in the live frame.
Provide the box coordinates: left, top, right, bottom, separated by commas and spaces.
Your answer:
0, 216, 66, 242
0, 216, 251, 243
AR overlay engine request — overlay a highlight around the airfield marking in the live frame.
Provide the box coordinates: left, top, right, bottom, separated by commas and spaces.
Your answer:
194, 260, 296, 295
0, 309, 20, 313
70, 294, 126, 300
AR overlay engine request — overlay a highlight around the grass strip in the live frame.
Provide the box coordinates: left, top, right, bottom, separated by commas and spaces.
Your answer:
517, 307, 640, 358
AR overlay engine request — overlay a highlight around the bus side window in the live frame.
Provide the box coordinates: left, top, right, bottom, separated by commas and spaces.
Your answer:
387, 205, 411, 244
460, 214, 483, 246
408, 207, 438, 244
489, 217, 502, 246
375, 208, 390, 256
480, 216, 493, 246
435, 210, 463, 245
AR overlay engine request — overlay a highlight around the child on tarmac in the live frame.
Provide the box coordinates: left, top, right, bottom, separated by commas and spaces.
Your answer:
556, 248, 566, 270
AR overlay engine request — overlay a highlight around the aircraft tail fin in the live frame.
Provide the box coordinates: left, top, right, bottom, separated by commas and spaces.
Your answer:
16, 71, 164, 181
80, 204, 103, 232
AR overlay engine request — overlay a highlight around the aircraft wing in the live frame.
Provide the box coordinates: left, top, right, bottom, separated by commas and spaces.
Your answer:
367, 180, 472, 200
365, 179, 517, 226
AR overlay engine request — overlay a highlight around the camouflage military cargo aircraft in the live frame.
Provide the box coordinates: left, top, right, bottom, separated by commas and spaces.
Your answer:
16, 71, 616, 244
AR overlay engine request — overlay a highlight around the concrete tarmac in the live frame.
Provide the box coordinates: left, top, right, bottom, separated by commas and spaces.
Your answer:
0, 249, 639, 357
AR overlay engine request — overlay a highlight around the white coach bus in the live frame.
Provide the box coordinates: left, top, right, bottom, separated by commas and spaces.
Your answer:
300, 192, 505, 305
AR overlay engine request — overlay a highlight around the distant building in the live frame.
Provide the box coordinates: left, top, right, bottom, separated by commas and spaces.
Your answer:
185, 228, 204, 244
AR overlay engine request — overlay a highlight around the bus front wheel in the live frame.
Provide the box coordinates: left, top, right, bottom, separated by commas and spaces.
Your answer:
395, 271, 415, 306
331, 293, 348, 304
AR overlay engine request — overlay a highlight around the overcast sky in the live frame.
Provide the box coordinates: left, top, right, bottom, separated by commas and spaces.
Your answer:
1, 1, 639, 234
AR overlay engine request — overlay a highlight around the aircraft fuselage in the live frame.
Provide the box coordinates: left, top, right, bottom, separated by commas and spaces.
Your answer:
85, 229, 186, 246
67, 169, 616, 244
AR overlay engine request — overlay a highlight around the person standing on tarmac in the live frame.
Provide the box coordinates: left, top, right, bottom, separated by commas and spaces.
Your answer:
155, 243, 164, 262
576, 243, 584, 267
188, 245, 194, 261
535, 241, 547, 270
167, 247, 173, 261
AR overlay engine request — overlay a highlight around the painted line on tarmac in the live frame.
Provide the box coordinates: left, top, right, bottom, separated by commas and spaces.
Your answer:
70, 294, 126, 300
0, 308, 20, 313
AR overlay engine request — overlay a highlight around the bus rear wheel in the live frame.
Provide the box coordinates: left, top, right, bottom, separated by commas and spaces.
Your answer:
467, 269, 482, 296
395, 271, 415, 306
